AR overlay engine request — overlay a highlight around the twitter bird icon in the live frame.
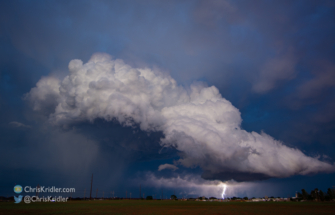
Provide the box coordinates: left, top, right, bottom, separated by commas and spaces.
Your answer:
14, 195, 23, 204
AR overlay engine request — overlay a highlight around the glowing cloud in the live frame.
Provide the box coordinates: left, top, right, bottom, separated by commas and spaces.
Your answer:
26, 53, 335, 181
136, 172, 276, 198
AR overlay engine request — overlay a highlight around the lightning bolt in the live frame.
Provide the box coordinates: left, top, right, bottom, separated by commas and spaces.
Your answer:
221, 184, 227, 199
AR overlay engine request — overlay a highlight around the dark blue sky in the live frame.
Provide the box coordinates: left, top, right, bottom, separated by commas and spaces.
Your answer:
0, 0, 334, 198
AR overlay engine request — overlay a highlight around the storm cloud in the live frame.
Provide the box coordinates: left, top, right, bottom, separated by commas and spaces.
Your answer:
26, 53, 335, 181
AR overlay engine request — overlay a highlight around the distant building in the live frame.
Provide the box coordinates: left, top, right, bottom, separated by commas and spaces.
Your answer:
251, 198, 264, 202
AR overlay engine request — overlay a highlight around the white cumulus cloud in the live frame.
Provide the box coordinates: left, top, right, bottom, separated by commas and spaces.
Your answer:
26, 53, 335, 181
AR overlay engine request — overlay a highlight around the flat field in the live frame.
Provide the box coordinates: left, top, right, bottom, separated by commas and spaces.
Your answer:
1, 200, 335, 215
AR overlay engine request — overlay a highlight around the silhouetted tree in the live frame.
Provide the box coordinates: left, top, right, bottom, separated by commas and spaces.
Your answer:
319, 190, 325, 201
311, 188, 319, 201
198, 196, 207, 200
146, 196, 153, 200
327, 188, 334, 200
301, 189, 309, 200
297, 192, 303, 199
243, 197, 248, 200
311, 190, 316, 200
170, 195, 177, 200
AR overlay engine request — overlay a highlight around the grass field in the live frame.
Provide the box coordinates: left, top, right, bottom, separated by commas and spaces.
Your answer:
1, 200, 335, 215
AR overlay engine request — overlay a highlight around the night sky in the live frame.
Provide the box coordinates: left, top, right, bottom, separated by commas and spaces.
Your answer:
1, 0, 334, 199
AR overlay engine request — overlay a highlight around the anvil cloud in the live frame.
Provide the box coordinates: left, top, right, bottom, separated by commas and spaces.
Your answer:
26, 53, 334, 181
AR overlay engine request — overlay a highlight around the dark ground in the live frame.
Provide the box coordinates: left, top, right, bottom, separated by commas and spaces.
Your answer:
1, 200, 335, 215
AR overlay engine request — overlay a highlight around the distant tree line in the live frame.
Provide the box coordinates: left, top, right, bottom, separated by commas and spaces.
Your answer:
296, 188, 335, 201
